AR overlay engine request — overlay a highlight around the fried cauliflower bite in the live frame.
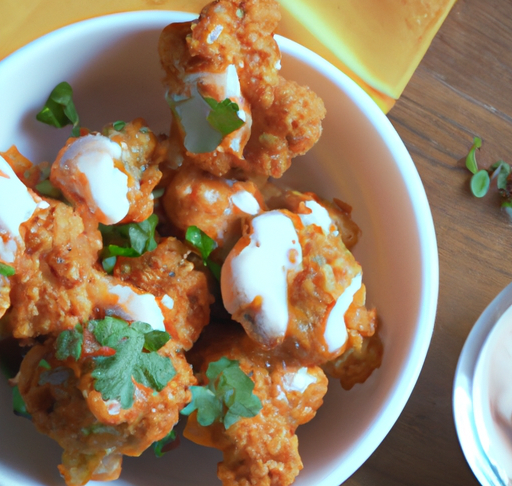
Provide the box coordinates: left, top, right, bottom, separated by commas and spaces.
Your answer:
263, 190, 382, 385
5, 199, 104, 339
50, 119, 163, 225
162, 162, 265, 254
18, 333, 194, 486
184, 322, 328, 486
158, 0, 325, 178
221, 198, 375, 365
112, 236, 213, 350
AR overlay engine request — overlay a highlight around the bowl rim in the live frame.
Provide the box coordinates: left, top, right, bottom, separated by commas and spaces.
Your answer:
274, 29, 439, 485
453, 280, 512, 486
0, 10, 439, 486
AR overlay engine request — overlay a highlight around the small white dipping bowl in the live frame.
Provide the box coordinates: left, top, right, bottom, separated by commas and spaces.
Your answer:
454, 281, 512, 486
0, 11, 438, 486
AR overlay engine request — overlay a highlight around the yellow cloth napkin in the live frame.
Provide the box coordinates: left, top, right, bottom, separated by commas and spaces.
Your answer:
0, 0, 456, 112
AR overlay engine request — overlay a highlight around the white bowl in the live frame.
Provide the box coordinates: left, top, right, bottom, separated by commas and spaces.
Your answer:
0, 11, 439, 486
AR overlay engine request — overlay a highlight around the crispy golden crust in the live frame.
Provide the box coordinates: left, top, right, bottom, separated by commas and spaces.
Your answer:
158, 0, 325, 178
323, 312, 382, 390
18, 337, 195, 486
6, 200, 103, 339
241, 77, 326, 178
162, 162, 265, 254
102, 118, 163, 223
263, 187, 362, 250
185, 322, 328, 486
113, 237, 213, 350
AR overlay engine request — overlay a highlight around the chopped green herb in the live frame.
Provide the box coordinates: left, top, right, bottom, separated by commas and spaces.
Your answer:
465, 136, 482, 174
204, 97, 245, 137
99, 214, 158, 273
470, 170, 490, 198
152, 429, 176, 457
89, 317, 175, 409
102, 256, 117, 274
112, 120, 126, 131
38, 359, 51, 370
35, 179, 62, 199
55, 325, 83, 361
181, 357, 262, 429
36, 81, 80, 136
139, 127, 149, 134
0, 262, 15, 277
185, 226, 221, 280
12, 385, 31, 419
143, 330, 171, 352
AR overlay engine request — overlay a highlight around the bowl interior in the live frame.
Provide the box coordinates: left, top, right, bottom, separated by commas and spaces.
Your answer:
0, 11, 438, 486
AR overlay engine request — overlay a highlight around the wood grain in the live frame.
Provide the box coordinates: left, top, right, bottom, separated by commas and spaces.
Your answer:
345, 0, 512, 484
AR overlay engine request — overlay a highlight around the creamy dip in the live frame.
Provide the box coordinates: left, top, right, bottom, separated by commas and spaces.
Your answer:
473, 303, 512, 484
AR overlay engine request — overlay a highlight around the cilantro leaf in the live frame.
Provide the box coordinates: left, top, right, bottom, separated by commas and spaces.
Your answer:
181, 357, 262, 429
112, 120, 126, 131
204, 97, 245, 137
35, 179, 62, 199
12, 385, 31, 419
101, 256, 117, 274
55, 325, 83, 361
465, 136, 482, 174
36, 81, 80, 136
38, 359, 51, 370
185, 226, 221, 280
0, 262, 15, 277
89, 317, 175, 409
143, 330, 172, 352
152, 429, 176, 457
184, 387, 222, 426
99, 214, 158, 273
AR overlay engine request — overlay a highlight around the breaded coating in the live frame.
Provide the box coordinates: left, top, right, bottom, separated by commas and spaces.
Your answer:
113, 237, 213, 350
241, 77, 325, 178
184, 322, 328, 486
323, 332, 383, 390
6, 200, 103, 339
163, 162, 265, 254
51, 119, 163, 225
221, 204, 375, 365
101, 118, 165, 223
18, 336, 194, 486
158, 0, 325, 178
263, 186, 362, 250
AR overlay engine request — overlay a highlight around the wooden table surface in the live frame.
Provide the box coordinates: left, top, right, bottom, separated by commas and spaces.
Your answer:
346, 0, 512, 484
